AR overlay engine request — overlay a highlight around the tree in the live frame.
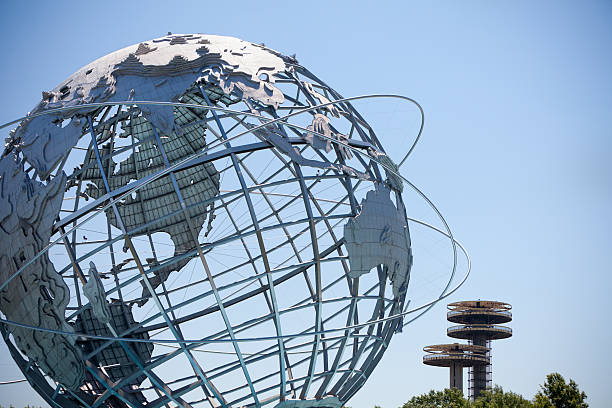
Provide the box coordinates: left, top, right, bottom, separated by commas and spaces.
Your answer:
472, 385, 533, 408
401, 388, 470, 408
533, 373, 588, 408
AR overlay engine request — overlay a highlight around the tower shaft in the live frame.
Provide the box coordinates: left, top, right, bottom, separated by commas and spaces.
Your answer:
450, 362, 463, 389
469, 336, 488, 399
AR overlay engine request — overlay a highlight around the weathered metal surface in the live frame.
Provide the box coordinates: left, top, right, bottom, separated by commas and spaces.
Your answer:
344, 185, 412, 297
9, 34, 288, 180
81, 110, 220, 304
83, 261, 112, 324
0, 154, 85, 390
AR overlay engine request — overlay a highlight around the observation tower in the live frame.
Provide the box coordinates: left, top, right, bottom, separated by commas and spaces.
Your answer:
446, 301, 512, 399
422, 343, 488, 390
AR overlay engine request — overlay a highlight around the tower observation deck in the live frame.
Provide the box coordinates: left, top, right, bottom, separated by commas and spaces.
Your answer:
446, 301, 512, 399
423, 343, 489, 389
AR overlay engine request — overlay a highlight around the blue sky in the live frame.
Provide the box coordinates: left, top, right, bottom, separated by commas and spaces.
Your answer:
0, 1, 611, 407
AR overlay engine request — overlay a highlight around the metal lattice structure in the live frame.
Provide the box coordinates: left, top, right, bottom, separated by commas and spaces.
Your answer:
0, 34, 469, 408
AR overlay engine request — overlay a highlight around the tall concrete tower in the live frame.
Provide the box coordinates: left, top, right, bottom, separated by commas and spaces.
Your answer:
446, 301, 512, 399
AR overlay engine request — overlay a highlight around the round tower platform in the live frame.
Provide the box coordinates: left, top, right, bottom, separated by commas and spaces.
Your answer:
447, 300, 512, 324
447, 324, 512, 340
423, 343, 489, 367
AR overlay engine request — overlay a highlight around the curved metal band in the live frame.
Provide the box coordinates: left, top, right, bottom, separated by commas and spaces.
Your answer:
0, 215, 469, 344
0, 95, 466, 343
1, 94, 424, 170
0, 96, 449, 287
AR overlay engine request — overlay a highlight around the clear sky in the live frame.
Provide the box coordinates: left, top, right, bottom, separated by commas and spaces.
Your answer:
0, 1, 611, 407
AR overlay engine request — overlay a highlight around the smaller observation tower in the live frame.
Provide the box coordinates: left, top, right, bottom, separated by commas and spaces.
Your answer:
446, 301, 512, 399
423, 343, 488, 389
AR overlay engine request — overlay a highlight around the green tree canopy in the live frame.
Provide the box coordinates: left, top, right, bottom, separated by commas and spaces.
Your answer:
533, 373, 588, 408
401, 388, 469, 408
401, 386, 532, 408
397, 372, 588, 408
473, 385, 533, 408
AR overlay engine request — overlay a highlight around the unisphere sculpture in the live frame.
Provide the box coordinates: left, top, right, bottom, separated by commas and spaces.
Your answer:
0, 34, 466, 408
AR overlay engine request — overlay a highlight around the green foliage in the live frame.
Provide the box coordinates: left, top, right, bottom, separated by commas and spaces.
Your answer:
533, 373, 588, 408
399, 373, 588, 408
400, 388, 470, 408
400, 386, 531, 408
473, 385, 533, 407
533, 394, 554, 408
